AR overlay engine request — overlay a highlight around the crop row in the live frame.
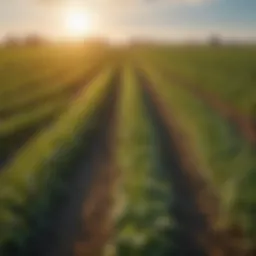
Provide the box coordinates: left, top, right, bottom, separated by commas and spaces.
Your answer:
0, 66, 115, 254
105, 66, 173, 255
139, 62, 256, 250
0, 61, 105, 168
0, 48, 107, 99
135, 47, 256, 115
0, 61, 101, 118
0, 52, 255, 255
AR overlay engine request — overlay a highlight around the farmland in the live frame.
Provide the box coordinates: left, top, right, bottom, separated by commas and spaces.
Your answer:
0, 44, 255, 256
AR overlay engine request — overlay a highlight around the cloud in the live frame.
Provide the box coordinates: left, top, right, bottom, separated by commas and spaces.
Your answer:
38, 0, 214, 4
145, 0, 215, 6
163, 0, 211, 3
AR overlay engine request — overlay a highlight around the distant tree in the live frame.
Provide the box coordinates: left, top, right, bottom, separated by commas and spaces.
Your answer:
84, 37, 109, 48
209, 34, 222, 47
3, 35, 21, 47
23, 34, 47, 46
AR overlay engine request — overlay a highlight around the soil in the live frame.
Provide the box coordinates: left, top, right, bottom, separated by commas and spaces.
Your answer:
3, 73, 119, 256
27, 74, 119, 256
138, 71, 248, 256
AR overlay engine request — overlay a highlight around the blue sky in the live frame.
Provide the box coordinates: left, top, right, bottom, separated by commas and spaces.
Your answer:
0, 0, 255, 41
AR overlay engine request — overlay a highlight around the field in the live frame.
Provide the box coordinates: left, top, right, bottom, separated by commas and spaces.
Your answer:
0, 44, 255, 256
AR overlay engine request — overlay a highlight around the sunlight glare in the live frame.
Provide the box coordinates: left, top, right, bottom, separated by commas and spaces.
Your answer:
65, 9, 92, 38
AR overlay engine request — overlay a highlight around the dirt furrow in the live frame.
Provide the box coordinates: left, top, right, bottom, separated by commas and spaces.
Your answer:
138, 72, 245, 256
22, 74, 119, 256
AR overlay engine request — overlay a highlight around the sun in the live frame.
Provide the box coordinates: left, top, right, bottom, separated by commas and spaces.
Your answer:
65, 9, 92, 38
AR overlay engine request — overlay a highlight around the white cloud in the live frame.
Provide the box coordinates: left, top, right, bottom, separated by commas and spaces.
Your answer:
144, 0, 216, 7
162, 0, 212, 3
38, 0, 214, 6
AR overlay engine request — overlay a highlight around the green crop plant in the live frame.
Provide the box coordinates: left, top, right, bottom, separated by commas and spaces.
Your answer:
0, 66, 115, 254
140, 63, 256, 249
105, 65, 173, 256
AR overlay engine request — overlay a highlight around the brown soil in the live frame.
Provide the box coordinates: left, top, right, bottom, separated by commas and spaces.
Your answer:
160, 69, 256, 144
74, 76, 119, 256
74, 162, 117, 256
138, 71, 248, 256
20, 74, 119, 256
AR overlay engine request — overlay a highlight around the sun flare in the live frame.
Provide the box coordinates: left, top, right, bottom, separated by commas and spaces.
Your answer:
65, 9, 92, 38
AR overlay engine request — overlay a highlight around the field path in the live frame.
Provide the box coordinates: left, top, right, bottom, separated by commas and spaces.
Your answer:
26, 74, 119, 256
160, 69, 256, 144
138, 71, 245, 256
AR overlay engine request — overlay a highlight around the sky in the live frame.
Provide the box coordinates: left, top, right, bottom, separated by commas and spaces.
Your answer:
0, 0, 256, 42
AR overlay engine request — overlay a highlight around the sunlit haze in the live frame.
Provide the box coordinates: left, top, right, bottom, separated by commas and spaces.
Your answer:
64, 8, 93, 39
0, 0, 256, 42
0, 1, 256, 255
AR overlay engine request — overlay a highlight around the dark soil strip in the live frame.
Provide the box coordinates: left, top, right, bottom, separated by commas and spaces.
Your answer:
138, 72, 245, 256
21, 73, 119, 256
160, 68, 256, 144
0, 68, 103, 169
